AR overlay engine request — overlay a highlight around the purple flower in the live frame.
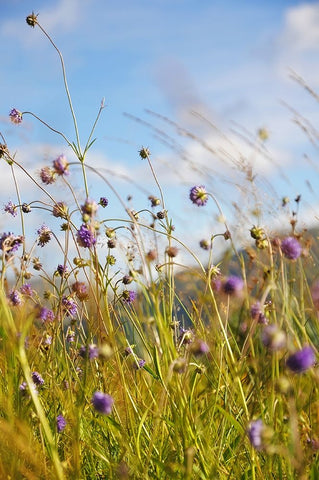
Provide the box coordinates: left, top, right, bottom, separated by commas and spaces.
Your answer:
92, 391, 114, 415
189, 185, 208, 206
281, 236, 302, 260
79, 344, 99, 360
61, 296, 78, 317
0, 232, 23, 255
72, 281, 89, 301
250, 302, 267, 324
222, 275, 244, 295
40, 166, 55, 185
37, 306, 55, 322
56, 414, 67, 433
31, 371, 44, 386
20, 283, 33, 296
76, 224, 96, 248
190, 339, 210, 357
9, 108, 23, 124
53, 154, 69, 176
56, 264, 68, 277
122, 290, 137, 304
8, 289, 23, 306
99, 197, 109, 208
247, 419, 264, 450
4, 201, 17, 217
66, 329, 75, 343
52, 201, 68, 219
133, 358, 146, 370
19, 381, 38, 396
286, 346, 315, 373
37, 225, 52, 247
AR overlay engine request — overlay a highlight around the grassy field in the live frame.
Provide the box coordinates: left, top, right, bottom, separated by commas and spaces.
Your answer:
0, 12, 318, 480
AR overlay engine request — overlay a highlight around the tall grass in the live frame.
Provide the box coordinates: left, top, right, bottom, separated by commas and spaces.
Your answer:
0, 12, 318, 479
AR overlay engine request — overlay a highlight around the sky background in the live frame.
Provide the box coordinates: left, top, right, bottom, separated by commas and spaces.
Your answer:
1, 0, 319, 267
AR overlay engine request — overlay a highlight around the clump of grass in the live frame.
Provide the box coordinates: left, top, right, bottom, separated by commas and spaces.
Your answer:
0, 11, 318, 480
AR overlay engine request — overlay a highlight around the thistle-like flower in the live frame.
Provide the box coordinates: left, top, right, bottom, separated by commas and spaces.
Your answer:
286, 346, 315, 373
281, 236, 302, 260
9, 108, 23, 124
92, 392, 114, 415
189, 185, 208, 206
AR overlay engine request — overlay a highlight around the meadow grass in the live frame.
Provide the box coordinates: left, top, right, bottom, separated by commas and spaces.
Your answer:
0, 12, 318, 480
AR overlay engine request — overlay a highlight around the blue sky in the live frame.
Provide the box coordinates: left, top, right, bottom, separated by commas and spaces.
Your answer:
1, 0, 319, 264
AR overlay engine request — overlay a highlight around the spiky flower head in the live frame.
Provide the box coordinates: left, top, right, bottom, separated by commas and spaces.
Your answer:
61, 296, 78, 317
261, 324, 286, 351
189, 185, 208, 206
22, 203, 31, 213
26, 12, 38, 27
79, 344, 99, 360
4, 201, 17, 217
247, 419, 265, 450
99, 197, 109, 208
286, 346, 315, 373
37, 225, 52, 247
40, 166, 55, 185
8, 289, 23, 306
139, 147, 150, 159
281, 236, 302, 260
31, 371, 44, 386
53, 154, 69, 176
92, 392, 114, 415
122, 290, 137, 304
52, 201, 68, 219
56, 414, 66, 433
76, 224, 97, 248
9, 108, 23, 124
222, 275, 244, 295
81, 198, 98, 219
72, 281, 89, 301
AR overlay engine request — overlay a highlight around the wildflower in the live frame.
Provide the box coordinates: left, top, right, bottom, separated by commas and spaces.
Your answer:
250, 302, 267, 324
0, 232, 23, 255
20, 283, 33, 296
157, 210, 165, 220
261, 324, 286, 351
37, 225, 52, 247
72, 281, 89, 301
179, 328, 194, 345
189, 339, 210, 357
8, 289, 23, 306
122, 275, 133, 285
56, 264, 68, 277
149, 195, 160, 207
19, 381, 38, 396
40, 166, 55, 185
286, 346, 315, 373
81, 198, 98, 220
53, 154, 69, 176
31, 371, 44, 386
99, 197, 109, 208
166, 246, 178, 258
52, 201, 68, 219
132, 358, 146, 370
105, 228, 116, 238
26, 12, 38, 27
281, 236, 302, 260
247, 419, 265, 450
43, 335, 52, 348
139, 147, 150, 159
61, 296, 78, 317
66, 328, 75, 343
79, 344, 99, 360
4, 201, 17, 217
76, 224, 96, 248
92, 391, 114, 415
22, 203, 31, 213
32, 257, 42, 271
0, 143, 8, 159
222, 275, 244, 295
56, 414, 66, 433
9, 108, 23, 124
189, 185, 208, 206
173, 357, 187, 374
199, 239, 210, 250
106, 254, 116, 265
146, 249, 157, 262
122, 290, 137, 304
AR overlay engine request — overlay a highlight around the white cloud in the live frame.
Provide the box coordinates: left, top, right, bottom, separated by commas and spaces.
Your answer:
283, 3, 319, 52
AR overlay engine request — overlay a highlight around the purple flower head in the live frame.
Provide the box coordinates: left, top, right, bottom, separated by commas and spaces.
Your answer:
122, 290, 137, 304
286, 346, 315, 373
247, 419, 264, 450
66, 329, 75, 343
8, 289, 23, 306
99, 197, 109, 208
37, 306, 55, 323
81, 198, 98, 218
92, 391, 114, 415
133, 358, 146, 370
56, 414, 67, 433
250, 302, 267, 324
9, 108, 23, 124
76, 224, 97, 248
53, 154, 69, 176
222, 275, 244, 295
20, 283, 33, 296
19, 381, 38, 396
56, 264, 68, 277
43, 334, 52, 346
189, 185, 208, 206
37, 225, 52, 247
52, 201, 68, 219
40, 166, 55, 185
79, 344, 99, 360
0, 232, 23, 255
72, 281, 89, 301
190, 339, 210, 357
61, 296, 78, 317
281, 236, 302, 260
31, 371, 44, 386
4, 201, 17, 217
261, 324, 286, 351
